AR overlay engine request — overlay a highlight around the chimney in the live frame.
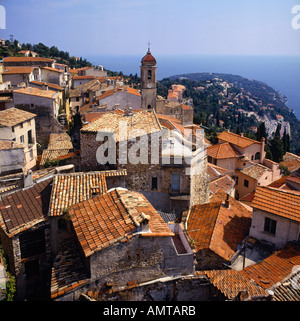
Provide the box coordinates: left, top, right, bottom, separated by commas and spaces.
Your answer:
261, 137, 265, 162
24, 170, 33, 189
139, 212, 151, 233
224, 194, 230, 209
240, 133, 244, 137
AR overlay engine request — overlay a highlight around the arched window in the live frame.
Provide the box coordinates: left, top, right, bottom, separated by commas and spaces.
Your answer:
255, 152, 261, 160
147, 70, 152, 79
147, 105, 151, 109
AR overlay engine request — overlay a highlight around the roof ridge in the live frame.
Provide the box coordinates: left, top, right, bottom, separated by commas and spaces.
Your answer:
114, 189, 141, 228
259, 185, 300, 196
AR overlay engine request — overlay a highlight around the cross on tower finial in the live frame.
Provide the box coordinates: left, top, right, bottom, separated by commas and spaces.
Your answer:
147, 41, 151, 53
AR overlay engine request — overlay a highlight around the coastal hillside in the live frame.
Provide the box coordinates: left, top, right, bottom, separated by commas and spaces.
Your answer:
158, 73, 300, 154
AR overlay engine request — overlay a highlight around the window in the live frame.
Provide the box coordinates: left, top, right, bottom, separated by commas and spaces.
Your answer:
28, 130, 33, 144
76, 97, 80, 102
255, 152, 261, 160
171, 173, 180, 192
234, 176, 239, 185
20, 135, 24, 144
30, 104, 34, 109
19, 229, 46, 259
29, 149, 34, 160
147, 70, 152, 80
264, 217, 277, 235
151, 177, 158, 190
58, 218, 68, 232
244, 179, 249, 188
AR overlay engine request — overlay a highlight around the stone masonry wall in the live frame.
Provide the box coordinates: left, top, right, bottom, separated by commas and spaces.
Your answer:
89, 234, 193, 289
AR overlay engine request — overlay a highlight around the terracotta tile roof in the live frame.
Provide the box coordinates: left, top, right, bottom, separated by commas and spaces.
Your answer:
0, 140, 23, 151
207, 163, 228, 181
207, 142, 243, 159
205, 269, 268, 300
240, 163, 270, 180
69, 79, 101, 98
0, 179, 52, 237
182, 104, 193, 110
48, 133, 73, 150
280, 159, 300, 173
2, 66, 33, 74
141, 51, 156, 64
272, 271, 300, 301
81, 110, 162, 140
0, 107, 36, 127
41, 66, 63, 73
70, 188, 174, 257
240, 191, 256, 202
187, 190, 252, 260
157, 114, 185, 135
73, 75, 95, 80
268, 176, 288, 189
209, 175, 235, 195
30, 81, 63, 91
14, 87, 59, 99
49, 172, 108, 217
3, 57, 55, 63
251, 186, 300, 222
83, 112, 106, 123
218, 131, 260, 148
50, 238, 89, 299
241, 242, 300, 289
40, 149, 71, 166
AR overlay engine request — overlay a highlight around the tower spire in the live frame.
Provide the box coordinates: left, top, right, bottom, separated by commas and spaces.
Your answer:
147, 41, 151, 53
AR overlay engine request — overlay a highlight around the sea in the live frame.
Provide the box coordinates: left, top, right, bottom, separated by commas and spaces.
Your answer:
85, 55, 300, 120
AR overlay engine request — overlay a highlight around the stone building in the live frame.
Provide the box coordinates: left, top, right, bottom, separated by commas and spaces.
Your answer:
51, 188, 194, 300
80, 110, 209, 214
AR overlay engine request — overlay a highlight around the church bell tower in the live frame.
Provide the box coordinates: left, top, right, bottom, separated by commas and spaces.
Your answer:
140, 45, 157, 110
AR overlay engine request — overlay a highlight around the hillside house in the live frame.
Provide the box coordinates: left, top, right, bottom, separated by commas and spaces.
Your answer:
250, 186, 300, 249
69, 79, 102, 114
18, 50, 38, 57
2, 57, 55, 68
96, 86, 141, 110
40, 67, 64, 87
1, 66, 40, 87
13, 87, 64, 146
236, 160, 281, 199
0, 108, 37, 172
217, 131, 265, 163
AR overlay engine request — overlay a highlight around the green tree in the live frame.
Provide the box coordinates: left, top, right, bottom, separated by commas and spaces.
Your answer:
256, 122, 267, 141
269, 124, 284, 162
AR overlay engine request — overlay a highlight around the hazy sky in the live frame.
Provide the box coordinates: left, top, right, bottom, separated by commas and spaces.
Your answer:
0, 0, 300, 57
